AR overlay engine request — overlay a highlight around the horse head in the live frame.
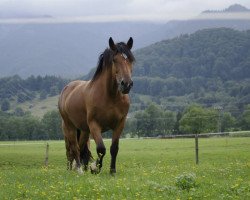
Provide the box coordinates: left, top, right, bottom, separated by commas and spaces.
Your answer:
109, 37, 135, 94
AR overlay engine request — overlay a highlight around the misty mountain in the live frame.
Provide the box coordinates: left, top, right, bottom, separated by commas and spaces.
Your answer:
0, 22, 165, 78
0, 4, 250, 78
203, 4, 250, 13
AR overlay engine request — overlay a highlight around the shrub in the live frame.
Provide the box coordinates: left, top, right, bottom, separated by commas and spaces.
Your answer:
175, 173, 197, 191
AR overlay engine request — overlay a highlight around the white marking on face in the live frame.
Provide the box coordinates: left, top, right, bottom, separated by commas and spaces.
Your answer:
121, 53, 128, 60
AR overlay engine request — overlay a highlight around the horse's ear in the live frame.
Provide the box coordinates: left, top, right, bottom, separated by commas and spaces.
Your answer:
127, 37, 133, 50
109, 37, 117, 52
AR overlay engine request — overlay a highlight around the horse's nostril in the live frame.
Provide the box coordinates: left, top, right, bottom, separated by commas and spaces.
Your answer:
121, 80, 125, 86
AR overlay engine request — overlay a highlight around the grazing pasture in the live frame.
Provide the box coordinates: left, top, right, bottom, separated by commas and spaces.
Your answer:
0, 138, 249, 199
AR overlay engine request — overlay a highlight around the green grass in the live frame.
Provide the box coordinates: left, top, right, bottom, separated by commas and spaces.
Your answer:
0, 138, 249, 199
11, 95, 59, 118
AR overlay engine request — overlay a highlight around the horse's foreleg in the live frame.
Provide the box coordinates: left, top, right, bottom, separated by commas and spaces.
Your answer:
110, 120, 125, 175
110, 139, 119, 174
89, 121, 106, 174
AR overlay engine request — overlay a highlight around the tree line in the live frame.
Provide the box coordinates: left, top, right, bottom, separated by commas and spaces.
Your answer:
1, 103, 249, 140
0, 75, 68, 105
0, 110, 62, 140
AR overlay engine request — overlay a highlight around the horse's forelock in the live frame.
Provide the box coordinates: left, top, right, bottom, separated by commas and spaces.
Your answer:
116, 42, 135, 63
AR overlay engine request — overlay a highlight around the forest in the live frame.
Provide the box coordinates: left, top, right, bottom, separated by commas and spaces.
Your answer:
0, 103, 250, 140
0, 28, 250, 140
132, 28, 250, 109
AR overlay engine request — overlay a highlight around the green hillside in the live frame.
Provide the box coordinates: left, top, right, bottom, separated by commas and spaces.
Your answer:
1, 28, 250, 140
12, 95, 59, 118
132, 28, 250, 111
2, 28, 250, 115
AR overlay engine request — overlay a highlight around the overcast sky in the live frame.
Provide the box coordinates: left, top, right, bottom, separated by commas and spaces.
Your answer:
0, 0, 250, 22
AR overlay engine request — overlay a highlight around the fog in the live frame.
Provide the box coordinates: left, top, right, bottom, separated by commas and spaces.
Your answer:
0, 0, 250, 22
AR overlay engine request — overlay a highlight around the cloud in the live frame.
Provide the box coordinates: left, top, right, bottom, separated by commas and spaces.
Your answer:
0, 0, 250, 22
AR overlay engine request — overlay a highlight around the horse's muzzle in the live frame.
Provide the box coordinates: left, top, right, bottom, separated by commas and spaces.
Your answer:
120, 80, 133, 94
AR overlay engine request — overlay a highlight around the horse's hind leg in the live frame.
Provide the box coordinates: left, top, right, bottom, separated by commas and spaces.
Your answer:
64, 137, 74, 170
78, 131, 93, 171
63, 122, 83, 174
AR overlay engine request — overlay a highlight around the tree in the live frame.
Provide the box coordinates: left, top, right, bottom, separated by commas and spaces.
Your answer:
134, 103, 175, 137
41, 110, 63, 139
49, 86, 59, 97
239, 104, 250, 130
173, 112, 182, 134
14, 107, 25, 116
221, 112, 236, 132
179, 105, 217, 134
39, 90, 47, 100
1, 99, 10, 111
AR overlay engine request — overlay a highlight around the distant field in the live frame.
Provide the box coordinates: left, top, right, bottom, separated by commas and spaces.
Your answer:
0, 138, 249, 199
12, 95, 59, 118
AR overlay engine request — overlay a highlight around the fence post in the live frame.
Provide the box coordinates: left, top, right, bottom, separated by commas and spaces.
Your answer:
44, 143, 49, 167
195, 134, 199, 165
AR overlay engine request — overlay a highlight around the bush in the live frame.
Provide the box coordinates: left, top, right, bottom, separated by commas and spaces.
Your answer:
175, 173, 197, 190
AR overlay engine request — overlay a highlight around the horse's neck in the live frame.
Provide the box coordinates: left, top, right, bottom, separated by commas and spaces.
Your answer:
97, 66, 119, 98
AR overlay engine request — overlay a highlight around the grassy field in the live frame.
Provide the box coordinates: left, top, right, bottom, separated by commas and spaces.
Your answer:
0, 138, 249, 199
10, 95, 59, 118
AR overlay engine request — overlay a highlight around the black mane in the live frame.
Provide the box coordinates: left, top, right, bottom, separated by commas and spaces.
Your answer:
91, 42, 135, 81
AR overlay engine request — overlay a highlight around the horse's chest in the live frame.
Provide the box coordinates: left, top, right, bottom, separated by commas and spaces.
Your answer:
93, 102, 129, 130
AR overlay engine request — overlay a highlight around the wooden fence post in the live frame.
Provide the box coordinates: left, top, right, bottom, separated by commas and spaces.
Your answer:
195, 134, 199, 165
44, 143, 49, 167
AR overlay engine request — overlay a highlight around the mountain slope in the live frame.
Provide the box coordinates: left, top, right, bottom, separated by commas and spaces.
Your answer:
0, 22, 165, 78
1, 28, 250, 115
134, 28, 250, 79
132, 28, 250, 109
0, 4, 250, 78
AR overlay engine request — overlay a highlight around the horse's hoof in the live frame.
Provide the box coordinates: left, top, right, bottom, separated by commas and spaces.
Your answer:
72, 160, 77, 170
110, 169, 116, 176
77, 167, 83, 175
90, 161, 100, 174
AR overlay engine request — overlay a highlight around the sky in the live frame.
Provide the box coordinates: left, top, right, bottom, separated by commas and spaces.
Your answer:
0, 0, 250, 22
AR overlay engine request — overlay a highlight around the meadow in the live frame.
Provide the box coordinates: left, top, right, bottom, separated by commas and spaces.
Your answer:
0, 137, 249, 200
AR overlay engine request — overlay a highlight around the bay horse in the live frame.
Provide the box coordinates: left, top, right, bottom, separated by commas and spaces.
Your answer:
58, 37, 135, 175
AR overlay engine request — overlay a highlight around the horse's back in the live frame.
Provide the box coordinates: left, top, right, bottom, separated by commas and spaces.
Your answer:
59, 80, 89, 129
59, 80, 83, 108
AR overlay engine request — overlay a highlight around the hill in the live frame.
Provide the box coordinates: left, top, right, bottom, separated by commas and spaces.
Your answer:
203, 4, 250, 13
1, 28, 250, 117
0, 4, 250, 78
0, 22, 165, 78
1, 28, 250, 139
131, 28, 250, 111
